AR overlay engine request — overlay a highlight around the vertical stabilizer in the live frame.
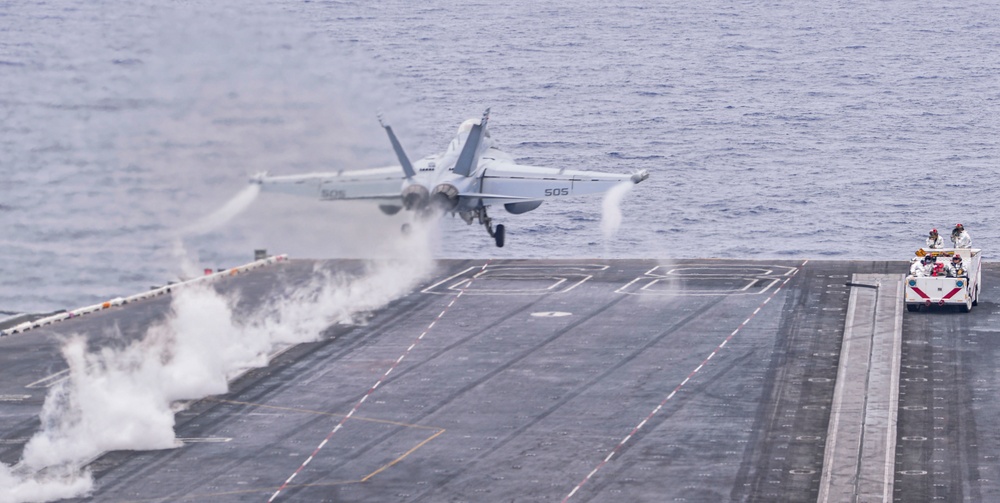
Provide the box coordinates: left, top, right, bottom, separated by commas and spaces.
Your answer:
453, 108, 490, 177
379, 113, 417, 179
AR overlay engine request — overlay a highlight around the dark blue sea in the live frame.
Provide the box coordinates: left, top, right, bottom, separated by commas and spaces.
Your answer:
2, 0, 999, 313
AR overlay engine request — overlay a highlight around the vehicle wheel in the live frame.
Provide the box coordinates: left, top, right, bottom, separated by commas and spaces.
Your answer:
906, 304, 919, 312
973, 285, 979, 306
494, 224, 505, 248
961, 298, 972, 313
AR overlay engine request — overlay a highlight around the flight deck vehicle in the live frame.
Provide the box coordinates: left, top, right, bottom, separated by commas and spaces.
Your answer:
905, 248, 981, 312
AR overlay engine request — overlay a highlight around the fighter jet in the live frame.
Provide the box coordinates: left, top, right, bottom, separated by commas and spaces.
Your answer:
250, 109, 649, 247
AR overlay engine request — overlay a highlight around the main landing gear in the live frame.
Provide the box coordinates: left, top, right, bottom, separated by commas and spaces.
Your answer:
461, 207, 505, 247
493, 224, 506, 248
401, 207, 507, 248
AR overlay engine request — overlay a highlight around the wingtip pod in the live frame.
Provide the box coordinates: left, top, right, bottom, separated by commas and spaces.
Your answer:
630, 169, 649, 184
249, 171, 268, 185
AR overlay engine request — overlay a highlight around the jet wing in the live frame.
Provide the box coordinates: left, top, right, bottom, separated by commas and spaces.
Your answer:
252, 167, 405, 202
477, 162, 648, 205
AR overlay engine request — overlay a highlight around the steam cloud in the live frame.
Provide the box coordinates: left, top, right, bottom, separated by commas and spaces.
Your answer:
600, 181, 634, 241
0, 224, 435, 502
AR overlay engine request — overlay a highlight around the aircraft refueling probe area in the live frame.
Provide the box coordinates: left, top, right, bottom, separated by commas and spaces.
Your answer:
0, 259, 997, 502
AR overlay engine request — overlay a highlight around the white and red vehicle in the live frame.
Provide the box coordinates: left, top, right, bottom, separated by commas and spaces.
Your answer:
905, 248, 982, 312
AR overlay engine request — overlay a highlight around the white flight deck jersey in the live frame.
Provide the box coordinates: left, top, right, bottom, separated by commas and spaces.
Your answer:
952, 230, 972, 248
945, 260, 967, 277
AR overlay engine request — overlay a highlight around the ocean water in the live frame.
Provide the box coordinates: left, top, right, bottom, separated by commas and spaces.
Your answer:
2, 0, 999, 313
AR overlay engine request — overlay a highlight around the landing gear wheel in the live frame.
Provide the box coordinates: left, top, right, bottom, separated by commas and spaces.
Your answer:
475, 206, 506, 247
401, 223, 412, 235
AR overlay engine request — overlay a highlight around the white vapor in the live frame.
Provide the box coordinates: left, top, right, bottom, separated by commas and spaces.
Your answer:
0, 224, 436, 502
0, 465, 92, 503
171, 238, 204, 280
600, 181, 634, 241
180, 184, 262, 236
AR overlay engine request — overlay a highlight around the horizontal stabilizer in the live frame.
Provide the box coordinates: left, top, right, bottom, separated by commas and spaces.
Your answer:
459, 192, 534, 200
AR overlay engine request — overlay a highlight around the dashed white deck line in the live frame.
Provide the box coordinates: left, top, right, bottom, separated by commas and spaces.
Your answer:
561, 259, 808, 502
268, 261, 491, 502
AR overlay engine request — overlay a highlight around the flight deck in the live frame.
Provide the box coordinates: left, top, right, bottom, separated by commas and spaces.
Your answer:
1, 258, 998, 502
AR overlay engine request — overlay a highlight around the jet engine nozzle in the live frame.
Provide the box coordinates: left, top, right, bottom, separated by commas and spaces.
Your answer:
401, 184, 430, 211
431, 183, 460, 211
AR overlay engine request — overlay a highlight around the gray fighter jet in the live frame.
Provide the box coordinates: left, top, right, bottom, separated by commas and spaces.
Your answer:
251, 109, 649, 247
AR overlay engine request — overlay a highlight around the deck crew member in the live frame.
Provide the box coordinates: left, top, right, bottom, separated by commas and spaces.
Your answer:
952, 223, 972, 248
909, 257, 925, 276
946, 254, 967, 277
918, 255, 937, 277
926, 228, 944, 249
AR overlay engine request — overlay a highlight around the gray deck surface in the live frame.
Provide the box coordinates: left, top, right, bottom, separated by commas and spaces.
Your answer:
1, 259, 998, 502
819, 274, 903, 503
